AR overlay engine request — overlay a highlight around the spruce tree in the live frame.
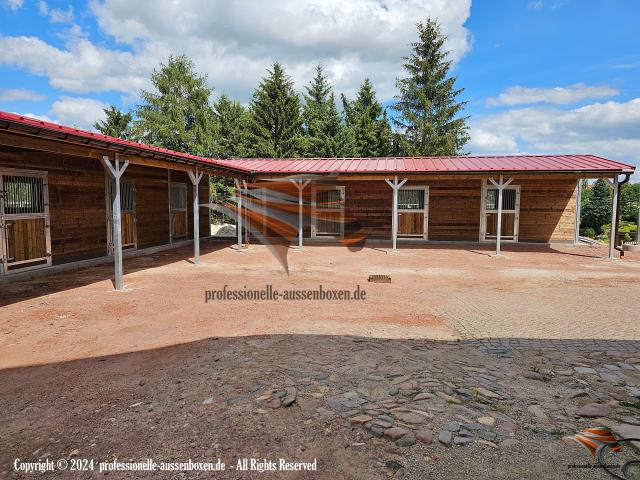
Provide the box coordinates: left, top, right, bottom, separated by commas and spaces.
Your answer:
246, 62, 303, 158
344, 79, 391, 157
213, 94, 248, 158
134, 55, 216, 156
394, 19, 469, 156
94, 105, 132, 139
303, 65, 355, 157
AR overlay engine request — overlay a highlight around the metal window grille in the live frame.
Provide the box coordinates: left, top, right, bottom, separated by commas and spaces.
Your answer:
486, 188, 516, 211
2, 175, 45, 215
316, 189, 341, 209
107, 181, 135, 212
170, 184, 187, 210
398, 189, 425, 210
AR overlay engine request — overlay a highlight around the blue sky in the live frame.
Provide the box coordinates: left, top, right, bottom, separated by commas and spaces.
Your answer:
1, 0, 639, 172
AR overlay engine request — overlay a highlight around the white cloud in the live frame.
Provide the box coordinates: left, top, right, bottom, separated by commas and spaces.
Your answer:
486, 83, 619, 106
5, 0, 23, 11
528, 1, 543, 9
469, 98, 640, 172
0, 88, 45, 101
0, 35, 154, 94
49, 96, 106, 129
0, 1, 472, 102
38, 1, 74, 23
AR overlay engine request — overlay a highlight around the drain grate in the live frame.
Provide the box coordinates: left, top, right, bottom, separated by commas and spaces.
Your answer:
368, 274, 391, 283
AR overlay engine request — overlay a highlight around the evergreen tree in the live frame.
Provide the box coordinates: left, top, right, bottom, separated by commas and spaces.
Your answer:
134, 55, 216, 155
213, 94, 248, 158
94, 105, 132, 139
581, 179, 612, 235
344, 79, 391, 157
620, 182, 640, 222
302, 65, 355, 157
393, 19, 469, 156
246, 62, 303, 158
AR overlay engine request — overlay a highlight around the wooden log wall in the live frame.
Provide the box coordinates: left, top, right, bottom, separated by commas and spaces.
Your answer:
1, 146, 212, 267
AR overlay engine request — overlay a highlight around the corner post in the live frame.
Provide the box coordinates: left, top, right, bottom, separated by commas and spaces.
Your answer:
188, 169, 204, 265
608, 176, 619, 259
100, 154, 129, 291
574, 179, 582, 245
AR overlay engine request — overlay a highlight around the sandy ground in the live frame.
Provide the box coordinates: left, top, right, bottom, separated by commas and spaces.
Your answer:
0, 241, 639, 369
1, 241, 640, 479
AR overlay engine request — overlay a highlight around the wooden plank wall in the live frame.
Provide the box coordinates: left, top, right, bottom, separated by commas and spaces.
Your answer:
1, 147, 212, 267
0, 147, 108, 264
517, 177, 578, 242
427, 180, 482, 241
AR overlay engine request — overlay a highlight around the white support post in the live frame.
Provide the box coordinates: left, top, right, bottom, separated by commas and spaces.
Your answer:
384, 176, 407, 253
637, 189, 640, 243
188, 169, 204, 265
605, 176, 620, 259
290, 179, 310, 249
489, 175, 513, 256
242, 180, 250, 246
100, 154, 129, 291
574, 179, 582, 245
234, 178, 243, 251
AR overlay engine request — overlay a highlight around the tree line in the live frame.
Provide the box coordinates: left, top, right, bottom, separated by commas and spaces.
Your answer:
580, 179, 639, 240
94, 19, 469, 159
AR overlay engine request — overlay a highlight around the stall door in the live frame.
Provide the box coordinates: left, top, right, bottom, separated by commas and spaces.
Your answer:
0, 170, 51, 274
106, 179, 137, 254
481, 182, 521, 242
170, 183, 188, 240
397, 187, 428, 238
312, 186, 345, 237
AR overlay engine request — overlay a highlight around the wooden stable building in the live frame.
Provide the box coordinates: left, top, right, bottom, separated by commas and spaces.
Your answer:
0, 111, 635, 290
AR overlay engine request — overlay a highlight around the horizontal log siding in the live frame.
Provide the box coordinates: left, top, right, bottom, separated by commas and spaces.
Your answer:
427, 180, 482, 241
1, 147, 211, 267
0, 147, 107, 264
125, 164, 169, 249
516, 177, 578, 243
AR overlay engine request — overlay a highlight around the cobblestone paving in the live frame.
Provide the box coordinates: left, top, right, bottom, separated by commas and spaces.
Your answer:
3, 335, 640, 479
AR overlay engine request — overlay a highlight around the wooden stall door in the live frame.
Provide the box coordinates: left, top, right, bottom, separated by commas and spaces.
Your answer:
481, 183, 520, 242
106, 179, 137, 253
0, 171, 51, 273
312, 186, 345, 237
397, 187, 428, 238
170, 183, 188, 240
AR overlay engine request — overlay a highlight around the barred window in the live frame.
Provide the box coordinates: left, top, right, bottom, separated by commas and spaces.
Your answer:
3, 175, 45, 215
398, 189, 425, 210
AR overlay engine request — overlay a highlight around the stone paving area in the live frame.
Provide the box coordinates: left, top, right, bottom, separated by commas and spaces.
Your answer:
3, 335, 640, 479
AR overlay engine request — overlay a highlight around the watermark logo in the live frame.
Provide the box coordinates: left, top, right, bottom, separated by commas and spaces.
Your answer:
573, 427, 640, 479
207, 174, 368, 274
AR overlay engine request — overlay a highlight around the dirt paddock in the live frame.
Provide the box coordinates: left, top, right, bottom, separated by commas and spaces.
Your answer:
1, 241, 640, 479
1, 241, 639, 369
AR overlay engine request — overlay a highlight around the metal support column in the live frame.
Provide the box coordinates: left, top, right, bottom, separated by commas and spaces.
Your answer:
234, 178, 243, 251
384, 176, 407, 253
100, 154, 129, 291
605, 176, 619, 259
188, 169, 204, 265
290, 179, 310, 249
489, 175, 514, 256
574, 179, 582, 245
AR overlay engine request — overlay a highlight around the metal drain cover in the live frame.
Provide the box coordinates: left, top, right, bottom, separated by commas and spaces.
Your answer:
368, 274, 391, 283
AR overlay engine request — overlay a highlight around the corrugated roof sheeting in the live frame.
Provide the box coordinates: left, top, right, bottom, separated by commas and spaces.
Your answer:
1, 111, 634, 175
216, 155, 635, 174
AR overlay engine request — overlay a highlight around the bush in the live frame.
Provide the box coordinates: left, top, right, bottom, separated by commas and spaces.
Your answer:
580, 227, 595, 238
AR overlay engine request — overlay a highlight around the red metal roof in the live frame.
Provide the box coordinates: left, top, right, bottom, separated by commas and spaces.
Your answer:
1, 111, 634, 176
217, 155, 635, 175
0, 111, 251, 173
